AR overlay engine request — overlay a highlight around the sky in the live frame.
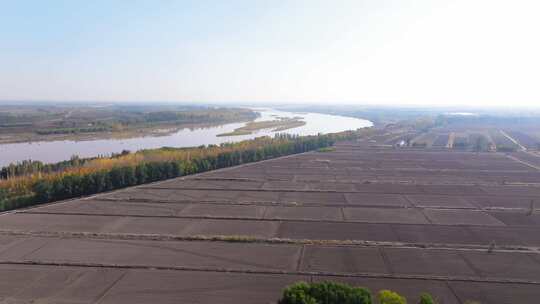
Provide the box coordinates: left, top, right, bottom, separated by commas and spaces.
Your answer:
1, 0, 539, 107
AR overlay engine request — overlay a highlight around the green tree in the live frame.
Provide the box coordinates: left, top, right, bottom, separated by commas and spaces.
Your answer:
135, 164, 148, 184
123, 166, 137, 186
378, 290, 406, 304
279, 281, 372, 304
33, 180, 53, 202
0, 187, 8, 201
418, 293, 436, 304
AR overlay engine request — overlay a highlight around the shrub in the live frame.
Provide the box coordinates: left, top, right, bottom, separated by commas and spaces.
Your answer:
496, 146, 517, 152
317, 147, 336, 152
418, 293, 436, 304
378, 290, 407, 304
0, 187, 7, 201
278, 281, 372, 304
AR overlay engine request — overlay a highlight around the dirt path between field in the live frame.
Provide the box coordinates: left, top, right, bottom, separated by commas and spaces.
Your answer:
500, 130, 527, 151
507, 154, 540, 171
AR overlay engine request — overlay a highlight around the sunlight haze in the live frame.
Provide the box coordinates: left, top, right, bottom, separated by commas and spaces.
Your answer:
1, 0, 539, 107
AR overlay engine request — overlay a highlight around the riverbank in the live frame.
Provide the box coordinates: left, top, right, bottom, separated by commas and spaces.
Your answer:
0, 105, 258, 144
0, 109, 373, 167
0, 119, 255, 145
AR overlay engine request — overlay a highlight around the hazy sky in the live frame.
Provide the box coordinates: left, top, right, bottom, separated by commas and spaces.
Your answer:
1, 0, 539, 107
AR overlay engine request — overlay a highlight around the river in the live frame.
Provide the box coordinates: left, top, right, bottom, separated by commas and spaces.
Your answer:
0, 108, 372, 167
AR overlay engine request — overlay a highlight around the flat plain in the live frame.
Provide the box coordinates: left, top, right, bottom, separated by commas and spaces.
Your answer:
1, 138, 540, 303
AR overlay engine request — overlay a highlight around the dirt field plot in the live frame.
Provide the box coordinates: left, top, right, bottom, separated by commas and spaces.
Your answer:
307, 181, 356, 191
264, 206, 343, 221
103, 188, 219, 202
383, 248, 476, 277
343, 207, 430, 224
423, 209, 505, 226
406, 195, 477, 208
293, 174, 338, 182
0, 263, 307, 304
104, 188, 176, 201
392, 224, 479, 245
30, 199, 188, 217
197, 189, 246, 202
279, 191, 346, 205
1, 238, 301, 272
152, 179, 265, 190
448, 281, 540, 304
345, 193, 410, 207
461, 251, 540, 281
266, 167, 343, 176
0, 264, 127, 303
276, 221, 399, 241
100, 269, 307, 304
467, 226, 540, 246
337, 175, 380, 184
200, 170, 294, 181
0, 213, 137, 234
262, 180, 310, 190
480, 185, 540, 197
469, 196, 538, 209
179, 204, 266, 218
181, 219, 280, 238
300, 246, 387, 274
235, 190, 281, 203
109, 217, 196, 235
354, 183, 425, 194
486, 212, 540, 227
0, 235, 23, 251
418, 184, 486, 196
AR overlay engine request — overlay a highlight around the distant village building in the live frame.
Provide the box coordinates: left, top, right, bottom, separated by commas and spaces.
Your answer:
396, 140, 407, 148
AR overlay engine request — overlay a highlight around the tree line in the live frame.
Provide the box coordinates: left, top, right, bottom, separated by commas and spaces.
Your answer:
35, 125, 111, 135
0, 131, 363, 211
279, 281, 437, 304
0, 156, 98, 179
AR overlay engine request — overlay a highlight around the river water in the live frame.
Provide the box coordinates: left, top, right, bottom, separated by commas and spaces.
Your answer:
0, 108, 372, 167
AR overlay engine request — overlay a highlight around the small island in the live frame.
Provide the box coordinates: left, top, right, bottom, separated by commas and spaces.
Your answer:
217, 117, 306, 137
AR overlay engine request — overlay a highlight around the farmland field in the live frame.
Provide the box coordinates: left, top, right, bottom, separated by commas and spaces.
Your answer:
1, 135, 540, 303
